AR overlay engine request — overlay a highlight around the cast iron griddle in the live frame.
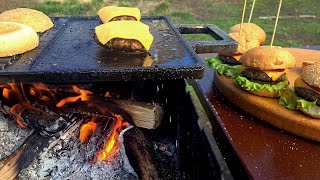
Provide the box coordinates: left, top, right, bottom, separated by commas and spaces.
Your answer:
0, 16, 235, 83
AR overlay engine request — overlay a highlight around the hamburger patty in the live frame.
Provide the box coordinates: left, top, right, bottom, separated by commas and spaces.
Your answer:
217, 54, 241, 65
295, 87, 320, 105
105, 38, 143, 50
94, 34, 145, 51
242, 68, 285, 83
110, 16, 137, 21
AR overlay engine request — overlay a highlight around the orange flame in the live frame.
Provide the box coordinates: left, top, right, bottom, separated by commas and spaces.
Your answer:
79, 117, 97, 143
1, 83, 43, 127
29, 82, 56, 102
56, 85, 93, 107
3, 88, 10, 100
97, 114, 128, 160
104, 91, 110, 97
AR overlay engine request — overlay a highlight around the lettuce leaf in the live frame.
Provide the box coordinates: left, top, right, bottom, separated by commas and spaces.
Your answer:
205, 57, 241, 78
297, 99, 320, 117
279, 87, 300, 109
297, 99, 318, 110
279, 88, 320, 113
235, 76, 289, 94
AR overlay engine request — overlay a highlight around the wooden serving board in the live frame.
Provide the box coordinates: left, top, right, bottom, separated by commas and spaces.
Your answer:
213, 48, 320, 142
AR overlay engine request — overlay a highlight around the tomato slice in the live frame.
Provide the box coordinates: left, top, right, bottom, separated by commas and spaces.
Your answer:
273, 69, 285, 72
218, 52, 242, 56
304, 80, 320, 94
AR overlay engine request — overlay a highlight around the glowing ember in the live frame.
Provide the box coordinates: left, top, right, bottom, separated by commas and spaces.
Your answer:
104, 92, 111, 97
56, 85, 93, 107
98, 114, 128, 160
79, 117, 97, 143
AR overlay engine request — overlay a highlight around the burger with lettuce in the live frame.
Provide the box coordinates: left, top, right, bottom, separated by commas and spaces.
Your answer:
206, 32, 260, 78
292, 62, 320, 118
235, 46, 296, 97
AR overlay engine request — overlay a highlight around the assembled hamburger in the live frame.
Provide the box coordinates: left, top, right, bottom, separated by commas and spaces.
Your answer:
217, 32, 260, 65
236, 46, 296, 97
294, 62, 320, 118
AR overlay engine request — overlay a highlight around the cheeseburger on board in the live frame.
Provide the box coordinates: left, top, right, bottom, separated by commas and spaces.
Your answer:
236, 46, 296, 97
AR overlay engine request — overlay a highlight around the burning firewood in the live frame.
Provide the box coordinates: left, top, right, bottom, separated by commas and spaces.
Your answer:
124, 127, 158, 180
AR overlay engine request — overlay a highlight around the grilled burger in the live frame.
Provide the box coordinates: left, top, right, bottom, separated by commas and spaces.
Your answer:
236, 46, 296, 97
229, 23, 266, 45
217, 32, 260, 65
97, 6, 141, 23
94, 21, 153, 54
294, 62, 320, 118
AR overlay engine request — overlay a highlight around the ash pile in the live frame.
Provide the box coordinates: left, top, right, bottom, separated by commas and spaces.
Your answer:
19, 123, 137, 180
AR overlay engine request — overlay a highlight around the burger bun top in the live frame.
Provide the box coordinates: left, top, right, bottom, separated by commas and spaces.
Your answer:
301, 62, 320, 88
240, 46, 296, 70
229, 23, 266, 44
0, 22, 39, 57
228, 32, 260, 54
0, 8, 53, 33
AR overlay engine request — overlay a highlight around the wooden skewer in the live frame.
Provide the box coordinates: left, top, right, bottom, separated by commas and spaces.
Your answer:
270, 0, 283, 46
248, 0, 256, 23
239, 0, 247, 35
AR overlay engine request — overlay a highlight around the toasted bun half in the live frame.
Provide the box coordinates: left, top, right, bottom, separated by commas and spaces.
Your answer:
299, 106, 320, 119
301, 62, 320, 88
229, 23, 266, 44
246, 88, 282, 97
0, 8, 53, 33
0, 22, 39, 57
228, 32, 260, 54
240, 46, 296, 70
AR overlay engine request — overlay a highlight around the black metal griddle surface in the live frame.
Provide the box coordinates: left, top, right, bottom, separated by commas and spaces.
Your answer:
0, 16, 205, 83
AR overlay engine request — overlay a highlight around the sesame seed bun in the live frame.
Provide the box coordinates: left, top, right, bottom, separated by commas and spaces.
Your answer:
240, 46, 296, 70
0, 8, 53, 33
0, 22, 39, 57
228, 32, 260, 54
229, 23, 266, 44
301, 62, 320, 88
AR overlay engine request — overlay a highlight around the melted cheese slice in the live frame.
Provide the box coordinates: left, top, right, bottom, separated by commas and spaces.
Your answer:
95, 21, 153, 50
97, 6, 141, 23
240, 66, 286, 81
294, 77, 320, 94
233, 55, 241, 61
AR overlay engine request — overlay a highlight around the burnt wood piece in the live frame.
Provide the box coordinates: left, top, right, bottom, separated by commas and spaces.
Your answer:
46, 95, 164, 129
114, 100, 163, 129
124, 127, 158, 180
0, 112, 78, 179
0, 132, 51, 180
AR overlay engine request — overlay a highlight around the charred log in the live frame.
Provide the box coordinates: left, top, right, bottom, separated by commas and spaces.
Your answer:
124, 127, 158, 180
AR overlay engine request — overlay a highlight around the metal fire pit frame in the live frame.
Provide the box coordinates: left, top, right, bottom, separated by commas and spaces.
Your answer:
177, 24, 237, 54
0, 16, 236, 83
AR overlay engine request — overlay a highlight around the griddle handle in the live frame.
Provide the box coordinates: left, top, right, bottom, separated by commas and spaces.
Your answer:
176, 24, 238, 54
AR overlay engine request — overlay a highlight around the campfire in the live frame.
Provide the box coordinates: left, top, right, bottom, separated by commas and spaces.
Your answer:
0, 80, 216, 179
0, 81, 163, 179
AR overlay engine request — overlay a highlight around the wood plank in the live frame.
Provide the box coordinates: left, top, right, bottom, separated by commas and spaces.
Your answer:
213, 48, 320, 142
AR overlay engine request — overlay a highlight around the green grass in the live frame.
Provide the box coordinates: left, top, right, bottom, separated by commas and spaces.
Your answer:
26, 0, 104, 16
1, 0, 319, 47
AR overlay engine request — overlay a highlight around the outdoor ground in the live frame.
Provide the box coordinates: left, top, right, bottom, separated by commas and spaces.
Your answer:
0, 0, 319, 47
